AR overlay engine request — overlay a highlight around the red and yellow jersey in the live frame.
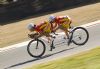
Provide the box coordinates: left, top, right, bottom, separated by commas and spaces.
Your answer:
34, 21, 52, 33
55, 16, 71, 25
53, 16, 72, 28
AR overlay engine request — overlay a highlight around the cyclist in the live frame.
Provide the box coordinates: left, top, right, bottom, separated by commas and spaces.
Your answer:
49, 15, 72, 39
27, 21, 54, 43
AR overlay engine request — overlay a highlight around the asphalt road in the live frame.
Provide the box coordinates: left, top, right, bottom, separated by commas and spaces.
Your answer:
0, 21, 100, 69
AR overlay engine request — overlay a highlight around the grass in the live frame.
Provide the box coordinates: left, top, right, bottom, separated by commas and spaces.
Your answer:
25, 47, 100, 69
0, 3, 100, 48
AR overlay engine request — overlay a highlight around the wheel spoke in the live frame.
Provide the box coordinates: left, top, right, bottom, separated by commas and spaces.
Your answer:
72, 27, 89, 45
27, 39, 46, 58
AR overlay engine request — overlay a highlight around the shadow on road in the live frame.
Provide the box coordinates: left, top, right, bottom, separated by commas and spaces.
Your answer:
5, 46, 78, 69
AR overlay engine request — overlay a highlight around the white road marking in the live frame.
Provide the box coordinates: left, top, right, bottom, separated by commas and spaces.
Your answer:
0, 20, 100, 52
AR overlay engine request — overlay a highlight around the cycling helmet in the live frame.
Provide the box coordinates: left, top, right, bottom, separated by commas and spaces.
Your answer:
27, 23, 35, 30
49, 15, 56, 22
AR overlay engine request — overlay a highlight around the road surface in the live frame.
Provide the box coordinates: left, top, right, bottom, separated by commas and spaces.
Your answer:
0, 20, 100, 69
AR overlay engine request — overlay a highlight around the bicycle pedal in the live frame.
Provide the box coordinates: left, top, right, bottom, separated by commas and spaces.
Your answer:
52, 46, 55, 49
50, 46, 55, 51
63, 37, 69, 40
50, 49, 52, 51
52, 36, 56, 39
68, 40, 72, 46
63, 37, 66, 39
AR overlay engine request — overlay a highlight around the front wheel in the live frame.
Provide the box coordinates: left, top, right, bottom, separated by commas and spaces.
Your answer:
27, 39, 46, 58
71, 27, 89, 45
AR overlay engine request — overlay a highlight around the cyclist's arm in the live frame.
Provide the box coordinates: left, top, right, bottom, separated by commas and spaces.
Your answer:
51, 22, 58, 32
28, 32, 39, 39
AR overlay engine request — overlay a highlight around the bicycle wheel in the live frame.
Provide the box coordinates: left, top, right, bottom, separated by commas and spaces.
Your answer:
71, 27, 89, 45
27, 39, 46, 58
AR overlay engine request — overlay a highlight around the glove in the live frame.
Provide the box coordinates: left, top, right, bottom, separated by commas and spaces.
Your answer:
28, 33, 39, 39
28, 34, 34, 39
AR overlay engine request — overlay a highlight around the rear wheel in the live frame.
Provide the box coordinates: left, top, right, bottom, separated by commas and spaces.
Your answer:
27, 39, 46, 58
72, 27, 89, 45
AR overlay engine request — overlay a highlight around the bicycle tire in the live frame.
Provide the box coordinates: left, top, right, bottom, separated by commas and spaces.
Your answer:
27, 39, 46, 58
71, 27, 89, 45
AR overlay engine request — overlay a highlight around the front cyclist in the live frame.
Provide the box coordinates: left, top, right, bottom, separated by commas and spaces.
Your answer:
27, 21, 53, 43
49, 15, 72, 39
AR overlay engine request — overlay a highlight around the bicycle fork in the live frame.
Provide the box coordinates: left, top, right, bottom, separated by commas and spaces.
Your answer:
36, 40, 39, 49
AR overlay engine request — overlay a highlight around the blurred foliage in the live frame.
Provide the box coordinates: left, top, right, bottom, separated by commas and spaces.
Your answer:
0, 0, 8, 4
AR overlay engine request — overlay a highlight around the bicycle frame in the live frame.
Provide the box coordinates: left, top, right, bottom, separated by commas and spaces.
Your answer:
27, 26, 89, 58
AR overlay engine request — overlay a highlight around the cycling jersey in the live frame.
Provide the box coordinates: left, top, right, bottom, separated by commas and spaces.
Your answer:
34, 21, 52, 33
54, 16, 72, 28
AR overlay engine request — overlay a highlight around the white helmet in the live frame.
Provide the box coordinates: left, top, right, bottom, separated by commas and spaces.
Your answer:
27, 23, 35, 30
49, 15, 55, 22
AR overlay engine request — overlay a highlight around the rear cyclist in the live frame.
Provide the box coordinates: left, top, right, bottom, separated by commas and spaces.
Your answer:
49, 15, 72, 39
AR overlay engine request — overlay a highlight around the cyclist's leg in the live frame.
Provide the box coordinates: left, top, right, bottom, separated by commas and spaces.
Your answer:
64, 28, 69, 39
45, 32, 55, 49
51, 23, 59, 33
59, 24, 69, 39
41, 29, 52, 43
